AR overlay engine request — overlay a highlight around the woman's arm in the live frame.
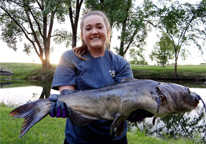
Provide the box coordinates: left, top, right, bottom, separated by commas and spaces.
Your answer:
59, 85, 75, 93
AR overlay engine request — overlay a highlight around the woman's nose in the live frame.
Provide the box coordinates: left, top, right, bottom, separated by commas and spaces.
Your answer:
92, 28, 98, 34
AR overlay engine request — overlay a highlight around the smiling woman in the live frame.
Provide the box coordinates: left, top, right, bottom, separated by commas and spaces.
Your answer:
81, 15, 109, 57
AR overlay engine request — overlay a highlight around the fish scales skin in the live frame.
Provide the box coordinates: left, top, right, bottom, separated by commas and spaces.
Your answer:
59, 80, 160, 120
9, 79, 203, 138
60, 89, 123, 120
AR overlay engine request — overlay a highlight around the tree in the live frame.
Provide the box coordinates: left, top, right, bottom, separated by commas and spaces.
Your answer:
52, 0, 83, 48
85, 0, 149, 56
144, 0, 206, 74
68, 0, 83, 48
117, 1, 148, 57
129, 48, 148, 65
0, 0, 71, 68
150, 32, 174, 67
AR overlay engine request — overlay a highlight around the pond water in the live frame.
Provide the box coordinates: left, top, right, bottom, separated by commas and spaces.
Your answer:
0, 80, 206, 142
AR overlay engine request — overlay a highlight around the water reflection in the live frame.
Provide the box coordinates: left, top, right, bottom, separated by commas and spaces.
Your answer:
0, 80, 206, 142
0, 82, 59, 106
0, 81, 13, 88
1, 86, 42, 106
39, 85, 52, 99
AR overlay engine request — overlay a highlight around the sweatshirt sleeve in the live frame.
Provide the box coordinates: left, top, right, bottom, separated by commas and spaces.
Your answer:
113, 54, 133, 83
51, 50, 77, 90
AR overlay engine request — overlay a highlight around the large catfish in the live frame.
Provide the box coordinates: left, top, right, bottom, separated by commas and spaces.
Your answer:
10, 79, 205, 138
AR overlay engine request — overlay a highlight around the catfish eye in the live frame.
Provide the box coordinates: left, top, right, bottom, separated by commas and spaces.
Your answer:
185, 87, 190, 93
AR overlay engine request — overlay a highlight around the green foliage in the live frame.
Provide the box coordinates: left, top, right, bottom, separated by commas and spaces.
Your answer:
144, 0, 206, 73
129, 48, 148, 65
85, 0, 149, 57
150, 32, 174, 67
53, 29, 72, 48
0, 0, 71, 68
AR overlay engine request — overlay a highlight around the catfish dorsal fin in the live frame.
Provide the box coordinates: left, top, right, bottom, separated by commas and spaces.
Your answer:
110, 114, 125, 136
60, 89, 77, 95
121, 78, 137, 83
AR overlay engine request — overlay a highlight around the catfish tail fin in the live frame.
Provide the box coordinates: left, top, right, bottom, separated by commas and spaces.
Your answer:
9, 99, 52, 138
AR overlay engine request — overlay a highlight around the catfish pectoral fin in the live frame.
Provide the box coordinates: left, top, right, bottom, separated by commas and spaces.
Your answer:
115, 119, 125, 136
110, 114, 125, 136
66, 106, 98, 126
9, 99, 52, 138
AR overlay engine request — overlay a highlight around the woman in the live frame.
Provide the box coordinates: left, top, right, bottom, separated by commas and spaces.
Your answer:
51, 10, 133, 144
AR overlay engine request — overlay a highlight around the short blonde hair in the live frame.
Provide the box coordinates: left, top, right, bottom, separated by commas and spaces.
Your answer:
73, 10, 111, 60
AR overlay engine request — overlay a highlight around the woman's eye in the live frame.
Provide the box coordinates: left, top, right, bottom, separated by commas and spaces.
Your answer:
86, 28, 91, 31
97, 26, 102, 29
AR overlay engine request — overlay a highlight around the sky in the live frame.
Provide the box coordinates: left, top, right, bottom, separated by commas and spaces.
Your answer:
0, 0, 205, 65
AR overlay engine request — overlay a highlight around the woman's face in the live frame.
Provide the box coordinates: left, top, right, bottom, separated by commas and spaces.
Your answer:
82, 15, 108, 51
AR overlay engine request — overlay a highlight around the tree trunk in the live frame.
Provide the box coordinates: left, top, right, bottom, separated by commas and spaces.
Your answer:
174, 49, 178, 76
72, 30, 77, 48
42, 13, 52, 69
118, 0, 131, 57
119, 41, 125, 57
38, 51, 52, 68
69, 0, 83, 48
162, 51, 165, 67
119, 19, 127, 57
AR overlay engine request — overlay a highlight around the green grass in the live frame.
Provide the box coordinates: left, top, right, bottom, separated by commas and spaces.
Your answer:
0, 106, 66, 144
0, 62, 56, 80
0, 62, 205, 81
0, 106, 196, 144
131, 65, 206, 72
0, 63, 42, 80
131, 65, 206, 80
127, 131, 194, 144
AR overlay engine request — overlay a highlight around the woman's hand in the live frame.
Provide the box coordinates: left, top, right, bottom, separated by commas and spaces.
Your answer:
49, 86, 76, 118
49, 94, 67, 118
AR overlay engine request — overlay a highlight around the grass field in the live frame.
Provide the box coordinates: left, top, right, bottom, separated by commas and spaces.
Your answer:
131, 64, 206, 72
131, 64, 206, 80
0, 62, 205, 81
0, 63, 55, 80
1, 62, 205, 72
0, 105, 195, 144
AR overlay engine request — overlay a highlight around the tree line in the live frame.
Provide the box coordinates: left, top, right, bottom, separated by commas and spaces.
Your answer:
0, 0, 205, 75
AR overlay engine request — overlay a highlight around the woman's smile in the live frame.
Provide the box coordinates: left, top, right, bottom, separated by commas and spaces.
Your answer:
82, 15, 108, 56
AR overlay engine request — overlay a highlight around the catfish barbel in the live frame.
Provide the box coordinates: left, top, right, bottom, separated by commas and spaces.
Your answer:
9, 79, 206, 138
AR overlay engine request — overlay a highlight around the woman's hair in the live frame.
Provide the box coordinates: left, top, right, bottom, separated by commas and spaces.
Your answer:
73, 10, 111, 60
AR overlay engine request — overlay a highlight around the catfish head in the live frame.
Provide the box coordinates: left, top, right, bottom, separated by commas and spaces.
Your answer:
155, 82, 201, 117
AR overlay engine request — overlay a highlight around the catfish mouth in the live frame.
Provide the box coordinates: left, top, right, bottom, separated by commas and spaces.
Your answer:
127, 109, 154, 122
